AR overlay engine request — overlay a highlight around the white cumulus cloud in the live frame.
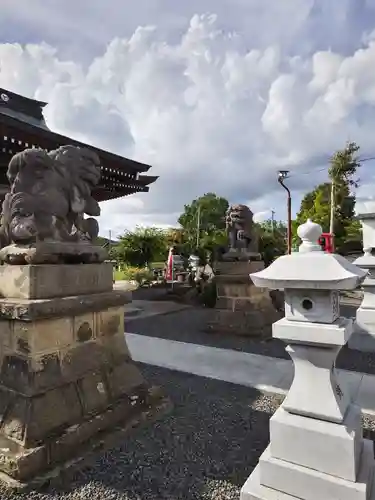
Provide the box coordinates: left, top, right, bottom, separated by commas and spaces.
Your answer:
1, 4, 375, 235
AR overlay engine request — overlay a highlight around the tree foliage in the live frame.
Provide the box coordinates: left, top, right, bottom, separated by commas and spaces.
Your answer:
328, 141, 361, 188
258, 220, 287, 264
294, 142, 362, 250
178, 193, 229, 252
112, 227, 168, 267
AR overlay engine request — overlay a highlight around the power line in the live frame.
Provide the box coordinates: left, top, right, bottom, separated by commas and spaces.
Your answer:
286, 155, 375, 180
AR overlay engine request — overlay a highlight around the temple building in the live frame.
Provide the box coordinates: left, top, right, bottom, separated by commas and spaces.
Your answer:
0, 88, 157, 203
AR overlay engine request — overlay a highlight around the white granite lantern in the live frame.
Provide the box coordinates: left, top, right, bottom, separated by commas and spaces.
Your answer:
349, 199, 375, 352
240, 219, 374, 500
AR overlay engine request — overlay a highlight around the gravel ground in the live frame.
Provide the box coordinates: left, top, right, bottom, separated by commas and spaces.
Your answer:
0, 365, 282, 500
126, 303, 375, 375
1, 366, 374, 499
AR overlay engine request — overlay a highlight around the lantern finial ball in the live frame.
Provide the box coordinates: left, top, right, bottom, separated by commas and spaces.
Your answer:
297, 219, 323, 253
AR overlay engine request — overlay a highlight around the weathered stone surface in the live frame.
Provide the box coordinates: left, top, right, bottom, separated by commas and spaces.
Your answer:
0, 290, 130, 321
0, 320, 12, 350
208, 260, 280, 335
106, 362, 146, 400
0, 241, 108, 265
97, 332, 132, 364
0, 385, 83, 447
0, 263, 113, 299
13, 317, 74, 355
25, 384, 83, 446
0, 331, 133, 397
225, 204, 260, 259
73, 312, 94, 343
2, 397, 28, 442
0, 145, 170, 485
216, 282, 267, 298
216, 260, 264, 276
7, 308, 123, 358
0, 385, 170, 483
77, 372, 109, 414
207, 309, 274, 337
0, 352, 63, 395
0, 145, 106, 265
0, 437, 47, 482
97, 306, 124, 337
60, 341, 108, 380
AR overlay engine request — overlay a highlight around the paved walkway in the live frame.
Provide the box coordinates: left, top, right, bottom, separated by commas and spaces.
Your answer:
125, 300, 190, 321
126, 332, 375, 417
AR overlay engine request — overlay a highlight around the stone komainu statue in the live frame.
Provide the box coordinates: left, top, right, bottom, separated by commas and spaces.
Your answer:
225, 203, 259, 254
0, 145, 104, 264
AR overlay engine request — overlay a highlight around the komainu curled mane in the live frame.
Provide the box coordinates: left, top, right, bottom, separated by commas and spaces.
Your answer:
0, 145, 106, 264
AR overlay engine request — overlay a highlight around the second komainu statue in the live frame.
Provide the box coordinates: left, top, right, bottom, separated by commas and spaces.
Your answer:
0, 145, 107, 264
224, 203, 260, 260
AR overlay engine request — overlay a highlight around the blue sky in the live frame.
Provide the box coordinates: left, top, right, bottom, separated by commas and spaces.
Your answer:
1, 0, 375, 235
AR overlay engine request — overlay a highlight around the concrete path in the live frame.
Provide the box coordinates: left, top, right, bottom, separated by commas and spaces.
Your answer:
126, 332, 375, 417
125, 300, 191, 322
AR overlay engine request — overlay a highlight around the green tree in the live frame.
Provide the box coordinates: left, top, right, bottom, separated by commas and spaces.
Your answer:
178, 193, 229, 252
328, 141, 361, 235
258, 220, 287, 264
113, 227, 168, 267
294, 142, 362, 250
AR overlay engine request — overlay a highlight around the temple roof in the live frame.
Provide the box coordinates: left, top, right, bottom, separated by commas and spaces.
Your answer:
0, 88, 158, 202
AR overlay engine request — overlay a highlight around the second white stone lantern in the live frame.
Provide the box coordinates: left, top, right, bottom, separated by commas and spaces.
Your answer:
240, 219, 374, 500
349, 198, 375, 351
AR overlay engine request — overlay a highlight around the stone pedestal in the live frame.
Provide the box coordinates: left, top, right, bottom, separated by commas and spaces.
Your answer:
0, 263, 170, 486
206, 261, 281, 336
240, 219, 374, 500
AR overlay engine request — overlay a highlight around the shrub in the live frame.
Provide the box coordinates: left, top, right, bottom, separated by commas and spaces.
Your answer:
114, 266, 154, 287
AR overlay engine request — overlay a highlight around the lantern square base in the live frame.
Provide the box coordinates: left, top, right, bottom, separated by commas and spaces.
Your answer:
269, 405, 362, 482
241, 440, 375, 500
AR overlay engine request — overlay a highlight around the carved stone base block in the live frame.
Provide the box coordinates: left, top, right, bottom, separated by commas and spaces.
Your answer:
0, 263, 170, 485
0, 263, 113, 299
206, 261, 281, 336
0, 241, 108, 265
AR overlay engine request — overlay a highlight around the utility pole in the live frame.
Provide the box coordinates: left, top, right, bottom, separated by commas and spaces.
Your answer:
278, 171, 292, 254
329, 180, 335, 240
271, 210, 275, 235
196, 205, 201, 249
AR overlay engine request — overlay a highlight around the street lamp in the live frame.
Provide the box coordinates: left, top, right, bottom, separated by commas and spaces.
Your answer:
278, 170, 292, 254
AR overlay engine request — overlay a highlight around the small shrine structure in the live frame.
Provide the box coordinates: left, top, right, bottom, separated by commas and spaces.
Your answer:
241, 219, 374, 500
